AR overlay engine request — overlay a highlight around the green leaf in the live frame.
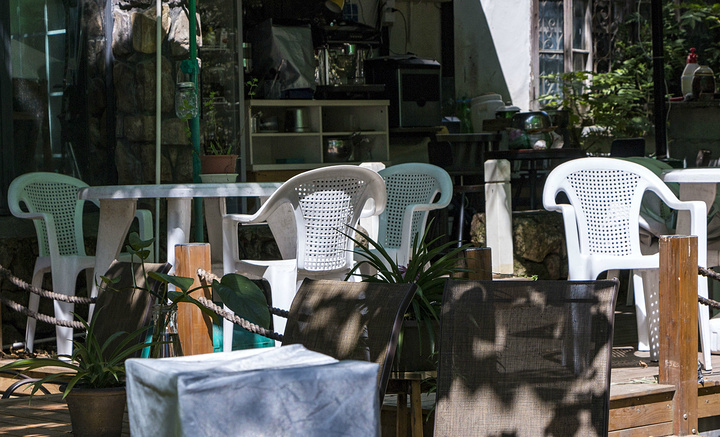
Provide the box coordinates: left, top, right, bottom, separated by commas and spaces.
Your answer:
150, 272, 195, 292
128, 232, 154, 250
213, 274, 271, 328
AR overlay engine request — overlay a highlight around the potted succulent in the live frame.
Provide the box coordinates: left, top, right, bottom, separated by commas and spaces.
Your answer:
346, 222, 472, 371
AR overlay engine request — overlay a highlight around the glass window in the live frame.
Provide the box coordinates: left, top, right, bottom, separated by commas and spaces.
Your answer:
535, 0, 592, 104
539, 0, 565, 97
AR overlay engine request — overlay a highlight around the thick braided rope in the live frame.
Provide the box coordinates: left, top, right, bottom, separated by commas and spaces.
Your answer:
196, 269, 289, 318
0, 295, 85, 329
195, 296, 284, 342
0, 264, 95, 305
698, 267, 720, 309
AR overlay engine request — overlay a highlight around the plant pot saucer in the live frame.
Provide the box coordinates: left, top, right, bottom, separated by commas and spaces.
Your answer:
199, 173, 238, 183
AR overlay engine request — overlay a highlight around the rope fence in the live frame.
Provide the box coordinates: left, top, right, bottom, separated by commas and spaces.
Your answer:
0, 264, 288, 345
5, 261, 719, 349
698, 267, 720, 310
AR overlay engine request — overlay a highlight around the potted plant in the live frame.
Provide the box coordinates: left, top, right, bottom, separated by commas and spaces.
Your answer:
346, 222, 473, 371
0, 233, 271, 436
0, 309, 154, 437
200, 90, 238, 178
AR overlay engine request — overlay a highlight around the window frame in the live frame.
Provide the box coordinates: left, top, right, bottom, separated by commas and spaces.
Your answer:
531, 0, 593, 109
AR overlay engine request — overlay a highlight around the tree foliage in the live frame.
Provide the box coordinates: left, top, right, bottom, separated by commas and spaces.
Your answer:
540, 1, 720, 144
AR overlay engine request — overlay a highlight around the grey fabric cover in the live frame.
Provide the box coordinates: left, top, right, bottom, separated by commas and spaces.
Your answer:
434, 279, 618, 437
126, 345, 380, 437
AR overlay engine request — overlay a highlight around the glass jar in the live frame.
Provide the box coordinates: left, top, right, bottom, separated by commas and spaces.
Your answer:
175, 82, 199, 120
149, 304, 183, 358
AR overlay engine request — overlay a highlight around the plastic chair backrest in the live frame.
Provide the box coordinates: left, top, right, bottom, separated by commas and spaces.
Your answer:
253, 165, 386, 272
435, 279, 618, 436
377, 163, 453, 257
282, 278, 416, 403
8, 172, 88, 258
542, 157, 707, 279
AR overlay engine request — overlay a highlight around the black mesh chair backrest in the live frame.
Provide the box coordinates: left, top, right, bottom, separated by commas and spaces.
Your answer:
282, 279, 416, 402
93, 261, 172, 358
435, 279, 618, 437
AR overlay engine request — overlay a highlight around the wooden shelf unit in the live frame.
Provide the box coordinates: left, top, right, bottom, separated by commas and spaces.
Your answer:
246, 100, 390, 175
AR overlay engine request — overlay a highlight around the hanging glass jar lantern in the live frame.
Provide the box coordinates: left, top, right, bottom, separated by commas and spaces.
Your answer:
175, 82, 199, 120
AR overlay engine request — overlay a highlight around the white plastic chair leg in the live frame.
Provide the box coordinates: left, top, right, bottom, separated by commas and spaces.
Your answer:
51, 266, 80, 357
698, 276, 713, 370
25, 259, 50, 352
632, 269, 652, 354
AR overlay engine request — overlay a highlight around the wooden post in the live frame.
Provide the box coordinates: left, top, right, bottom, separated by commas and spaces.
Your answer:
659, 235, 698, 436
451, 247, 492, 280
174, 243, 213, 355
466, 247, 492, 280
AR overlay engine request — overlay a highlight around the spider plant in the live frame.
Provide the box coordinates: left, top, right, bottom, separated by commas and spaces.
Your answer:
0, 309, 154, 399
345, 221, 473, 357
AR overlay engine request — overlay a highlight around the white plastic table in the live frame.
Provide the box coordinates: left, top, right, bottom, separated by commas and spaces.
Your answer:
125, 345, 380, 437
662, 168, 718, 361
78, 182, 282, 298
662, 168, 719, 262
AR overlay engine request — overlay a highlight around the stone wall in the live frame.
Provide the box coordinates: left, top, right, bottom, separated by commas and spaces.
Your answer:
77, 0, 196, 186
110, 0, 194, 184
470, 210, 568, 280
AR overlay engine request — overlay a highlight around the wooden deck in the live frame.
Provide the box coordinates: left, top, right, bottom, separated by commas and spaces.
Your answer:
2, 303, 720, 436
0, 394, 130, 436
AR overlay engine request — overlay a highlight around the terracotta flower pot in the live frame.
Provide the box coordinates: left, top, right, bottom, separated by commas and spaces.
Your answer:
65, 386, 127, 437
200, 154, 238, 174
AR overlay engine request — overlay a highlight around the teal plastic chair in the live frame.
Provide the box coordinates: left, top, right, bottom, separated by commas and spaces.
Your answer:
8, 172, 154, 355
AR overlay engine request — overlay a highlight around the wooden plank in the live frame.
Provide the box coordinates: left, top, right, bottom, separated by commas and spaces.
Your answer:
659, 235, 699, 436
175, 243, 213, 356
698, 385, 720, 418
610, 383, 675, 401
609, 422, 674, 437
609, 391, 674, 431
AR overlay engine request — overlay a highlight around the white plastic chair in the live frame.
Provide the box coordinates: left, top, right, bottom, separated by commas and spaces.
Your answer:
222, 165, 386, 350
373, 163, 453, 268
8, 172, 153, 355
357, 162, 387, 242
543, 157, 712, 370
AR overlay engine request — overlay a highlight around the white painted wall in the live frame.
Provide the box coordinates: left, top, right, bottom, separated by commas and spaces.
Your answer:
455, 0, 533, 111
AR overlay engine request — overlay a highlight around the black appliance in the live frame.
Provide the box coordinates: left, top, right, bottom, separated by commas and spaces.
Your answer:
364, 56, 441, 128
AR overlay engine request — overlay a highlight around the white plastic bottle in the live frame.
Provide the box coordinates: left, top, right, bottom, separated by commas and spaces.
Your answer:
681, 48, 699, 98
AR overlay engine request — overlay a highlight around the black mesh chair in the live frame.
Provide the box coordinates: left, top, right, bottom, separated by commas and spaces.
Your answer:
281, 279, 416, 403
92, 261, 172, 357
435, 279, 618, 436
